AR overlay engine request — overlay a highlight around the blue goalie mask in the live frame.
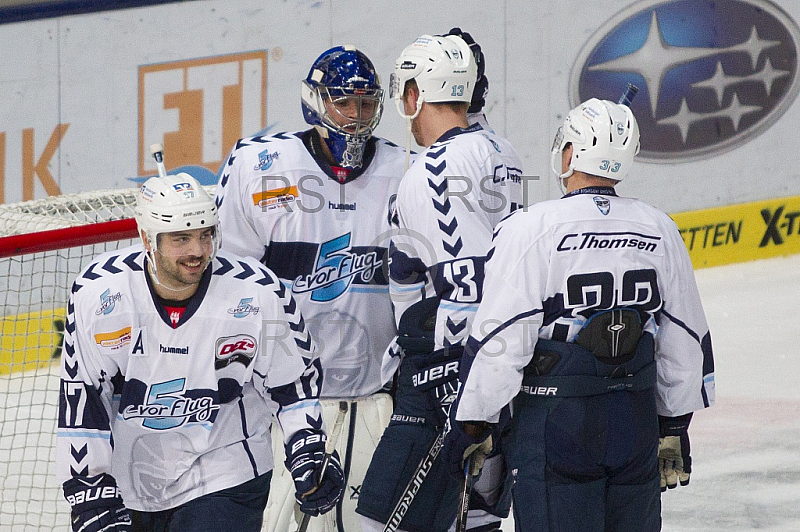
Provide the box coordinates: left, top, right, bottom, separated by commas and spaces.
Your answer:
301, 45, 384, 169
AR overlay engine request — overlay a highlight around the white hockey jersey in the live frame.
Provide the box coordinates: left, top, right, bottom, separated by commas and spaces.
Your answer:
56, 246, 322, 512
456, 187, 716, 423
382, 124, 524, 381
215, 131, 407, 398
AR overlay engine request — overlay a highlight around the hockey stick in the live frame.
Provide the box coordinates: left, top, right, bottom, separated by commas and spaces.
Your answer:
382, 424, 450, 532
296, 401, 349, 532
150, 143, 168, 177
455, 455, 475, 532
618, 83, 639, 107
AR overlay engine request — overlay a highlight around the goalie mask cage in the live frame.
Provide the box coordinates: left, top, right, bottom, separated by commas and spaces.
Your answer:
0, 187, 200, 528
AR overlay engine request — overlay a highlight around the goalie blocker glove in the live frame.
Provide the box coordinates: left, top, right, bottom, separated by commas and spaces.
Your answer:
62, 473, 132, 532
658, 413, 693, 491
285, 429, 345, 516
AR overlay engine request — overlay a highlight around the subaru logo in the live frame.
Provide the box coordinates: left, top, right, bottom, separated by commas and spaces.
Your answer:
570, 0, 800, 162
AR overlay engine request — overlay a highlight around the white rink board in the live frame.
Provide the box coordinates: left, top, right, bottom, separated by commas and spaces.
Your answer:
0, 0, 799, 213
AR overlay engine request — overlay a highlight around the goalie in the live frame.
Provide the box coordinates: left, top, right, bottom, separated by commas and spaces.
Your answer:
214, 45, 409, 531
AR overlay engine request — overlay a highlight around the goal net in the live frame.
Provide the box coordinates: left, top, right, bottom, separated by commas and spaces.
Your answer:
0, 188, 142, 529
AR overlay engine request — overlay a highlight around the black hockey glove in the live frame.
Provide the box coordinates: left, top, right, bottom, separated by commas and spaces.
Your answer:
658, 413, 693, 491
443, 27, 488, 114
285, 429, 345, 517
62, 473, 131, 532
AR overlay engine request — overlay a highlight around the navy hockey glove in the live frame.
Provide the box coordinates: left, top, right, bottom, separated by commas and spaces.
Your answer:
443, 420, 493, 478
658, 413, 693, 491
285, 429, 345, 517
63, 473, 131, 532
443, 27, 488, 114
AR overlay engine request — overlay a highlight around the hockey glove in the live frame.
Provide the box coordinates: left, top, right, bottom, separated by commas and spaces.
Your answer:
62, 473, 132, 532
443, 420, 493, 478
285, 429, 345, 517
443, 27, 488, 114
658, 413, 693, 491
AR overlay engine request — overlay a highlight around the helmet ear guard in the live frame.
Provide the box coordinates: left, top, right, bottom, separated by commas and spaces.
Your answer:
551, 98, 640, 182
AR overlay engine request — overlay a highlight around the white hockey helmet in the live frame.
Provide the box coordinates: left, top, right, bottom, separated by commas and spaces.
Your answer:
389, 34, 477, 119
551, 98, 640, 181
135, 173, 219, 266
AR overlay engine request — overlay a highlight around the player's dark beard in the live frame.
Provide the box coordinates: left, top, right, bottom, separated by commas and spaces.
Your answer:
153, 253, 208, 292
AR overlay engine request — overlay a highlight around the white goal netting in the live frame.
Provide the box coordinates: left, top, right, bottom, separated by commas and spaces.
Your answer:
1, 189, 141, 530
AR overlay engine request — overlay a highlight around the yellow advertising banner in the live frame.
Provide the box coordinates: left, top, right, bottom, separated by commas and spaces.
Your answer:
671, 194, 800, 268
0, 307, 64, 374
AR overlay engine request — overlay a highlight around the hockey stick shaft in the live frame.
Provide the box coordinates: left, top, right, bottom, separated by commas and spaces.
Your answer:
383, 426, 449, 532
150, 143, 168, 178
618, 83, 639, 107
455, 455, 475, 532
296, 401, 349, 532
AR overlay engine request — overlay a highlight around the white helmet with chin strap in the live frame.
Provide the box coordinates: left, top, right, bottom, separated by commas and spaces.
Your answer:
389, 34, 477, 120
551, 98, 640, 183
135, 173, 219, 274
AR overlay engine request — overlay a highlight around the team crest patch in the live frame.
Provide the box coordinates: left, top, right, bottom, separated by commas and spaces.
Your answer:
254, 150, 279, 171
95, 289, 123, 315
252, 185, 298, 211
593, 196, 611, 215
228, 297, 260, 318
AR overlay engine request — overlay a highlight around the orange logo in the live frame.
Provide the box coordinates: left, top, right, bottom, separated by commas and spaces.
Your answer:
94, 327, 132, 349
138, 51, 268, 177
252, 185, 299, 210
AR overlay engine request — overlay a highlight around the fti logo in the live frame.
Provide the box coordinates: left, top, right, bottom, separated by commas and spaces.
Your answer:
139, 51, 267, 177
571, 0, 800, 162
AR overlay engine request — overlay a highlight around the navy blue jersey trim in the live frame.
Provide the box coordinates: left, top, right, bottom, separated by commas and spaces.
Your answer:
661, 310, 702, 345
144, 263, 212, 328
466, 308, 545, 358
238, 397, 260, 477
435, 123, 483, 144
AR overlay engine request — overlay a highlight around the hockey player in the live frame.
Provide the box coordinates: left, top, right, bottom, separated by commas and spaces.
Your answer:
56, 173, 344, 532
448, 98, 716, 531
214, 46, 407, 531
355, 34, 523, 532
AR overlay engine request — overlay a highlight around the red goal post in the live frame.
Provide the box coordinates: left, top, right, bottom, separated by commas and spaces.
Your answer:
0, 185, 210, 529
